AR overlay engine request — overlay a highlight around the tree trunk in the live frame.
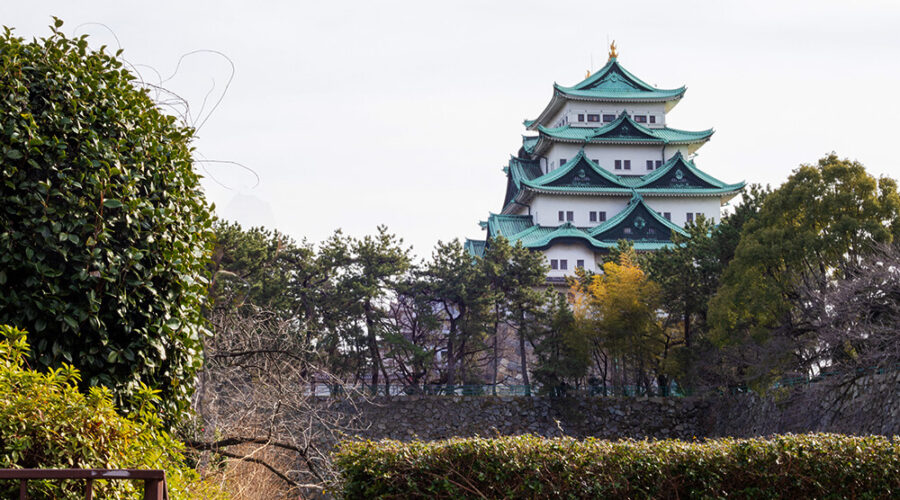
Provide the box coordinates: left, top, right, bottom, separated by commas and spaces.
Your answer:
684, 310, 692, 348
363, 302, 381, 394
492, 306, 500, 395
517, 317, 530, 396
444, 303, 457, 389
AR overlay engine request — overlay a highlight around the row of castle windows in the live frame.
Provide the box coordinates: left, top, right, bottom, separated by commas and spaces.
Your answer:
576, 113, 657, 124
558, 210, 609, 222
552, 211, 704, 225
557, 158, 664, 172
549, 259, 585, 270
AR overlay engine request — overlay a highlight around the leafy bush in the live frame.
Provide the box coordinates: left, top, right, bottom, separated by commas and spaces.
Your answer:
335, 433, 899, 499
0, 325, 224, 499
0, 19, 214, 421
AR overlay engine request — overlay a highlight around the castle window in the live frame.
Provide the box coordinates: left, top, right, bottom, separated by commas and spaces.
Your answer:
646, 160, 654, 171
634, 115, 647, 123
566, 211, 574, 222
686, 212, 694, 223
624, 160, 631, 170
603, 114, 615, 122
578, 114, 584, 121
559, 158, 567, 166
598, 211, 606, 222
614, 160, 622, 170
577, 259, 585, 268
560, 259, 568, 270
587, 114, 600, 122
649, 115, 657, 124
623, 227, 632, 235
589, 211, 597, 222
558, 211, 565, 221
550, 259, 559, 270
663, 212, 671, 221
655, 160, 662, 168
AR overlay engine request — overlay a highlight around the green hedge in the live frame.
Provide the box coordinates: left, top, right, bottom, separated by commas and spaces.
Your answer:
334, 434, 899, 499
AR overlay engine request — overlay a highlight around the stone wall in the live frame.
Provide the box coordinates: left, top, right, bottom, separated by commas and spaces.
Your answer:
338, 396, 708, 441
335, 372, 899, 441
703, 371, 900, 437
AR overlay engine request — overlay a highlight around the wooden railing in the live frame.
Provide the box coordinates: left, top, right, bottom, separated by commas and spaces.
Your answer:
0, 469, 166, 500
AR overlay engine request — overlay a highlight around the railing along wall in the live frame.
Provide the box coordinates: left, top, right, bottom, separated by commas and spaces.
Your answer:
0, 469, 166, 500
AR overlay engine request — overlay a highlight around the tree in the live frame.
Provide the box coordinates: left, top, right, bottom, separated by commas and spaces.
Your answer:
573, 250, 675, 395
646, 184, 769, 387
794, 242, 900, 375
0, 21, 214, 421
208, 221, 303, 314
708, 154, 900, 384
419, 239, 490, 388
191, 308, 362, 497
481, 237, 547, 394
332, 226, 411, 389
531, 293, 591, 396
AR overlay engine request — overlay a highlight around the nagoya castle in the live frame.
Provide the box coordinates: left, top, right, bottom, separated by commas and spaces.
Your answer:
466, 43, 744, 283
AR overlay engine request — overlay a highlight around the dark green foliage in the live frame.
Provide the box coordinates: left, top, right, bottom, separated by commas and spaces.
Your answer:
335, 434, 900, 499
706, 156, 900, 387
531, 294, 590, 395
419, 239, 491, 387
710, 155, 900, 344
646, 185, 769, 387
0, 21, 214, 421
481, 237, 547, 392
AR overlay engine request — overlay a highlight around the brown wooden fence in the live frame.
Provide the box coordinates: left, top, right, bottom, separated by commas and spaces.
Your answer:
0, 469, 166, 499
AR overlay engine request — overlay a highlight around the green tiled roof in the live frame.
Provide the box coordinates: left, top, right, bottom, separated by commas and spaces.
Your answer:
502, 149, 744, 211
522, 135, 539, 155
464, 238, 486, 258
483, 214, 611, 251
589, 192, 688, 240
632, 151, 745, 193
526, 58, 686, 130
483, 213, 536, 239
515, 222, 609, 250
510, 150, 631, 193
539, 111, 712, 144
526, 111, 712, 157
483, 194, 684, 251
556, 58, 685, 101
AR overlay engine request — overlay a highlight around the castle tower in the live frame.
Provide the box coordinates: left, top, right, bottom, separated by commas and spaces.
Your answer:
466, 45, 744, 283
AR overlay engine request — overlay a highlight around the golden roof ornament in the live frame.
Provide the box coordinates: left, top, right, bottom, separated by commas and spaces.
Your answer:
609, 40, 618, 60
585, 69, 592, 79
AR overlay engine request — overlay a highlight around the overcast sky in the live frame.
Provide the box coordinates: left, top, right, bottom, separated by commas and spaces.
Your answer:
5, 1, 900, 257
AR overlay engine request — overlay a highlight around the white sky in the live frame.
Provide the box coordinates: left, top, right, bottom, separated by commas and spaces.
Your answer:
4, 1, 900, 257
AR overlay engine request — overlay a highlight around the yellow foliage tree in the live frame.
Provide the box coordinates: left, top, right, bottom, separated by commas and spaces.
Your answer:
572, 249, 681, 395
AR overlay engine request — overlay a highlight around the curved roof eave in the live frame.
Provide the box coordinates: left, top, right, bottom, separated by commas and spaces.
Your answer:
589, 194, 690, 239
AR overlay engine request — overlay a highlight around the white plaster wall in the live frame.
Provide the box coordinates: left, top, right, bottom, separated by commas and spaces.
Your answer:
547, 103, 666, 129
530, 195, 630, 227
526, 194, 724, 227
643, 197, 723, 225
545, 143, 673, 175
542, 243, 602, 278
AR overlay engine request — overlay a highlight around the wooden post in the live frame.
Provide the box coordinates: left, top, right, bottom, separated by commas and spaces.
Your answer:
18, 479, 26, 500
144, 478, 164, 500
85, 478, 93, 500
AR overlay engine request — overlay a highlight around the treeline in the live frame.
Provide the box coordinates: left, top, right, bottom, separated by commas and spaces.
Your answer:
208, 225, 549, 391
211, 154, 900, 396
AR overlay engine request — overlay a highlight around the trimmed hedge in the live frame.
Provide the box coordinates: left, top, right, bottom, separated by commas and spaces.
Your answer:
334, 434, 899, 499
